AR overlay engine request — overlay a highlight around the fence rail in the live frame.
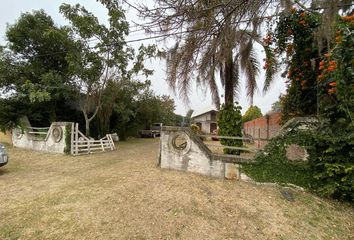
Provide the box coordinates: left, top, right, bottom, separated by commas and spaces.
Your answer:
26, 127, 50, 130
197, 134, 268, 141
197, 134, 263, 153
203, 144, 258, 152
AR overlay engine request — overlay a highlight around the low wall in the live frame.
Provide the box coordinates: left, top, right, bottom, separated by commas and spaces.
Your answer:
12, 122, 71, 154
159, 127, 252, 179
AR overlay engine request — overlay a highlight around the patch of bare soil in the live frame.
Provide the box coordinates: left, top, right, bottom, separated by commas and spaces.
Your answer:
0, 139, 353, 239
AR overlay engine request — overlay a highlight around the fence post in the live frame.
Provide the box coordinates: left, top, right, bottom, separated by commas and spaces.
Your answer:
88, 139, 91, 154
70, 122, 74, 155
75, 123, 79, 155
100, 139, 104, 151
108, 134, 114, 150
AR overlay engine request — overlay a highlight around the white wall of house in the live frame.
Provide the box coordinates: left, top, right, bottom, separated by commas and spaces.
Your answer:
192, 111, 218, 134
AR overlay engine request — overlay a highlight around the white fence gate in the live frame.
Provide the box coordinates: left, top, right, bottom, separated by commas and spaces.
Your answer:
70, 123, 115, 156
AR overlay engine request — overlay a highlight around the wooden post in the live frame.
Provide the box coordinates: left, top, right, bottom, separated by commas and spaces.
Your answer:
100, 139, 105, 151
110, 134, 115, 150
70, 122, 74, 155
75, 123, 79, 155
88, 139, 91, 154
107, 134, 114, 150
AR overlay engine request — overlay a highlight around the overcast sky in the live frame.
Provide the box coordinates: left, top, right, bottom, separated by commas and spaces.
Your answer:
0, 0, 287, 115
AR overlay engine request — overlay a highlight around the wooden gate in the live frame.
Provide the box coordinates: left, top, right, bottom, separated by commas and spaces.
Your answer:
70, 123, 115, 156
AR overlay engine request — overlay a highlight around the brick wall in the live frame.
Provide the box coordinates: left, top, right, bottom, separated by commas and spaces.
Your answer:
243, 112, 282, 149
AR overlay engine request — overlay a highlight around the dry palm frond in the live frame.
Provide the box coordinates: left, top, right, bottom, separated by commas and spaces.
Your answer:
263, 45, 278, 93
245, 49, 259, 104
233, 55, 240, 100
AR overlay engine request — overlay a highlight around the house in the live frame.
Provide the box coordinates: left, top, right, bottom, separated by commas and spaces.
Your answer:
191, 109, 218, 134
243, 112, 282, 148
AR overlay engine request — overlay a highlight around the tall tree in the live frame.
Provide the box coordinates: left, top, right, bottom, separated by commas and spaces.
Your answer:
137, 0, 277, 107
60, 3, 156, 136
0, 10, 76, 127
59, 3, 133, 136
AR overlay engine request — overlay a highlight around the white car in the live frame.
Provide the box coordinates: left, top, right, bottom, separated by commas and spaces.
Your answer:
0, 144, 8, 167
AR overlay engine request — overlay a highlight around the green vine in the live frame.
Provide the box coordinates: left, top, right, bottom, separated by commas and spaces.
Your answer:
64, 124, 71, 155
260, 10, 354, 202
242, 129, 314, 189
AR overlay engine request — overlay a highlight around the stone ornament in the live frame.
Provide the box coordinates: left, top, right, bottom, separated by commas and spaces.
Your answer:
168, 132, 191, 155
13, 128, 23, 139
51, 126, 63, 143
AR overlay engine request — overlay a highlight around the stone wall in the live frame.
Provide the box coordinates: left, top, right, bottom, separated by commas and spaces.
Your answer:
12, 122, 71, 154
159, 127, 252, 179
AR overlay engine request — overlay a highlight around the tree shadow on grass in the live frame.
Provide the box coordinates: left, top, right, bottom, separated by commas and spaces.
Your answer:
0, 168, 9, 176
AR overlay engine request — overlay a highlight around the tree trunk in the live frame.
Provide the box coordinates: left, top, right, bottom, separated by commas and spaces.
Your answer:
82, 106, 99, 137
224, 49, 234, 105
85, 119, 90, 137
82, 110, 91, 137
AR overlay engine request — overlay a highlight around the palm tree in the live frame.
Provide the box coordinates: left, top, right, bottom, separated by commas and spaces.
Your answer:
137, 0, 276, 107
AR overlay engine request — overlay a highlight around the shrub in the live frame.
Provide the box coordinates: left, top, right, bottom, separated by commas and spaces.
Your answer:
308, 122, 354, 201
217, 103, 243, 155
190, 123, 200, 135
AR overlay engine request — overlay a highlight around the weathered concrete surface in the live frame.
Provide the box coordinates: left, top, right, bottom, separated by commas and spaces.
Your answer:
225, 163, 240, 180
12, 122, 71, 154
159, 127, 252, 179
286, 144, 309, 161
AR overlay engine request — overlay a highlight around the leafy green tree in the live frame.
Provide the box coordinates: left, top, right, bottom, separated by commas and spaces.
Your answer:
0, 10, 77, 127
97, 78, 178, 140
242, 105, 262, 123
60, 3, 156, 137
136, 92, 176, 129
59, 3, 132, 136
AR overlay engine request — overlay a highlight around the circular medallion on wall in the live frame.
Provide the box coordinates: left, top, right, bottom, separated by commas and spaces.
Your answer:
51, 127, 63, 143
13, 128, 23, 139
168, 132, 191, 155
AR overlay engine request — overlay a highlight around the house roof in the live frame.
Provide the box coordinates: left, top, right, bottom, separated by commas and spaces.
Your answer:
191, 107, 218, 119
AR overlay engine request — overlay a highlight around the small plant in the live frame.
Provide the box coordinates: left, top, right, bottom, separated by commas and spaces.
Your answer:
190, 123, 200, 135
190, 123, 206, 140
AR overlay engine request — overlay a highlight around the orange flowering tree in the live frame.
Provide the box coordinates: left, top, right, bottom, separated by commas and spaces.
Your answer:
263, 10, 353, 201
269, 9, 321, 122
310, 15, 354, 201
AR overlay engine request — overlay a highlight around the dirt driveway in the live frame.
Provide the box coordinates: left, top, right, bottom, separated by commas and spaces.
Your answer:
0, 139, 353, 239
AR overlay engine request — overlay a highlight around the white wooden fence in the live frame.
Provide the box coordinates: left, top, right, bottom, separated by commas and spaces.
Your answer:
70, 123, 115, 156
